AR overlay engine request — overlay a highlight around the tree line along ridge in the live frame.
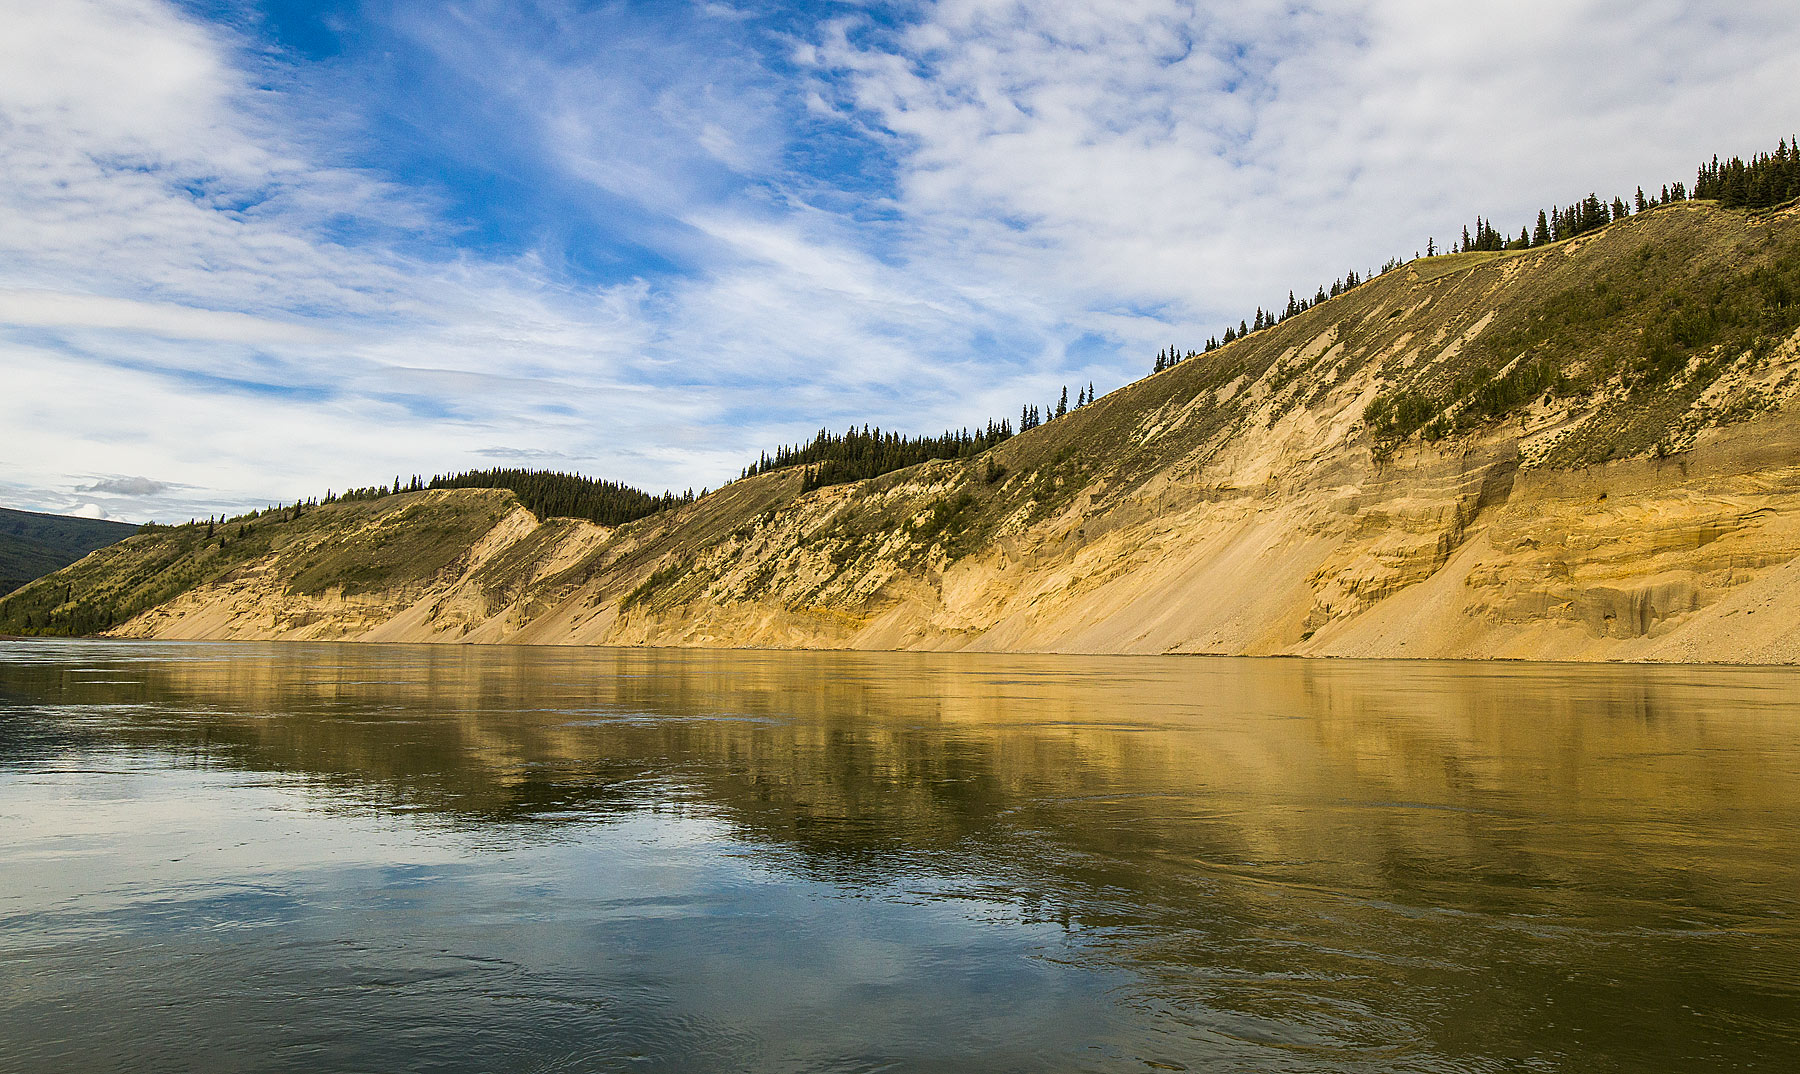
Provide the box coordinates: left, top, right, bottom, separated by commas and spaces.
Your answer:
1153, 136, 1800, 377
32, 135, 1800, 561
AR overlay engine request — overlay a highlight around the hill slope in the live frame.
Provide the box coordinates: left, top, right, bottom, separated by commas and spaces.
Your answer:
0, 508, 136, 597
7, 201, 1800, 661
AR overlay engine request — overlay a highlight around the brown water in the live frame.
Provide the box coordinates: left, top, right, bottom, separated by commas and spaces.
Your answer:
1, 640, 1796, 1072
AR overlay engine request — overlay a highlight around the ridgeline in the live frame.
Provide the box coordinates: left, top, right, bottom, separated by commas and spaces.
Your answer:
8, 138, 1800, 661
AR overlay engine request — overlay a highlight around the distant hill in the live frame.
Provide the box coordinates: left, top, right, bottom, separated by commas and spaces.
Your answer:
0, 507, 137, 597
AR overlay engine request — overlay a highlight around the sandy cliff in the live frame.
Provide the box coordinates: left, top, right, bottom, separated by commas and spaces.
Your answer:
12, 201, 1800, 661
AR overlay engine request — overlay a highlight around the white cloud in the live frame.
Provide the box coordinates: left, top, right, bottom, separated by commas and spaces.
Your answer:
814, 0, 1800, 321
0, 291, 339, 344
4, 0, 1800, 523
77, 476, 173, 496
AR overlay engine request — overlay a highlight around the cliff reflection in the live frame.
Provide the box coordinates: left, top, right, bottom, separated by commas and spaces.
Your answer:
4, 641, 1797, 1069
7, 645, 1797, 892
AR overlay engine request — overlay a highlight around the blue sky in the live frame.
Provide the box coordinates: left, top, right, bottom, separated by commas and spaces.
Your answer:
5, 0, 1800, 522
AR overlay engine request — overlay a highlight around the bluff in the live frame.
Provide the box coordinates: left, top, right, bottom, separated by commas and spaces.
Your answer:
8, 201, 1800, 661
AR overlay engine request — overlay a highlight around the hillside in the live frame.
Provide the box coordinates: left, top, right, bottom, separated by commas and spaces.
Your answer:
7, 200, 1800, 661
0, 508, 136, 597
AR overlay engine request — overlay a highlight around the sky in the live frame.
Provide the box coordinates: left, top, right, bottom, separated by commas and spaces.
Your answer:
3, 0, 1799, 522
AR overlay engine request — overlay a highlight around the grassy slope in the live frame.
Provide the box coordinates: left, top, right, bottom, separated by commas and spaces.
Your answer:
0, 490, 514, 636
0, 507, 137, 597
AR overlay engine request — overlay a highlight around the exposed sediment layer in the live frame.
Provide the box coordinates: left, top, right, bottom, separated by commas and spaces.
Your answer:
16, 202, 1800, 662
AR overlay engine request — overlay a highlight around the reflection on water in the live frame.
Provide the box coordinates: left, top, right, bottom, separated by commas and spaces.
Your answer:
1, 641, 1797, 1072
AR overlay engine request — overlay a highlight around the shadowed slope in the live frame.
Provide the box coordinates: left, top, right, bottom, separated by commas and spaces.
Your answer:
0, 507, 136, 597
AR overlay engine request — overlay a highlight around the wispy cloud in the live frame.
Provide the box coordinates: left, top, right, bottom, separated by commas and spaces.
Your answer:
0, 291, 340, 344
813, 0, 1800, 317
3, 0, 1799, 523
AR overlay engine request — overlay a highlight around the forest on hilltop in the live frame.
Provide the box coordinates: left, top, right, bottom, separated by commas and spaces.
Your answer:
1153, 136, 1800, 377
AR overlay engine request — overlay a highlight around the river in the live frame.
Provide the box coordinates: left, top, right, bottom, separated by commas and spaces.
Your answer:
2, 640, 1796, 1071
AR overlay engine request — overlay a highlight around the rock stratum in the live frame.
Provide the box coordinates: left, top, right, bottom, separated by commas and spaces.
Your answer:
10, 201, 1800, 661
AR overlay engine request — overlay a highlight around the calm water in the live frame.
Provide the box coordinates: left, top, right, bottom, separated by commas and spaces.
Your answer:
1, 642, 1797, 1072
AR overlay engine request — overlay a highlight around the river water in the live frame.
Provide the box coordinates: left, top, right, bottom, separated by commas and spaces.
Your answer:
1, 640, 1796, 1072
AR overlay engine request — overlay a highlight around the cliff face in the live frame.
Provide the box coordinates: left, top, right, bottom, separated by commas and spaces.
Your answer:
13, 201, 1800, 661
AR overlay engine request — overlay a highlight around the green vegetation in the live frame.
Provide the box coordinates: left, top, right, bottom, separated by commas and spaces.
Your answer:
1363, 389, 1439, 442
1359, 200, 1800, 459
1476, 232, 1800, 393
0, 507, 136, 596
287, 504, 494, 597
1465, 359, 1570, 420
1368, 358, 1574, 446
743, 422, 1016, 493
1440, 137, 1798, 262
622, 557, 693, 610
0, 493, 505, 636
427, 469, 693, 527
743, 383, 1114, 496
1694, 142, 1800, 210
907, 490, 978, 555
1158, 137, 1800, 379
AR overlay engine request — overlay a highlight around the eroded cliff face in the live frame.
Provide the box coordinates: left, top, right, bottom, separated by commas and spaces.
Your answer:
19, 202, 1800, 662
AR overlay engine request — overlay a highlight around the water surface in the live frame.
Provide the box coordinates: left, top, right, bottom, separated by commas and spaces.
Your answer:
2, 641, 1797, 1072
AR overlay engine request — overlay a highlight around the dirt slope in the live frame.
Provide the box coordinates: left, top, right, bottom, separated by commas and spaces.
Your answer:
9, 200, 1800, 662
